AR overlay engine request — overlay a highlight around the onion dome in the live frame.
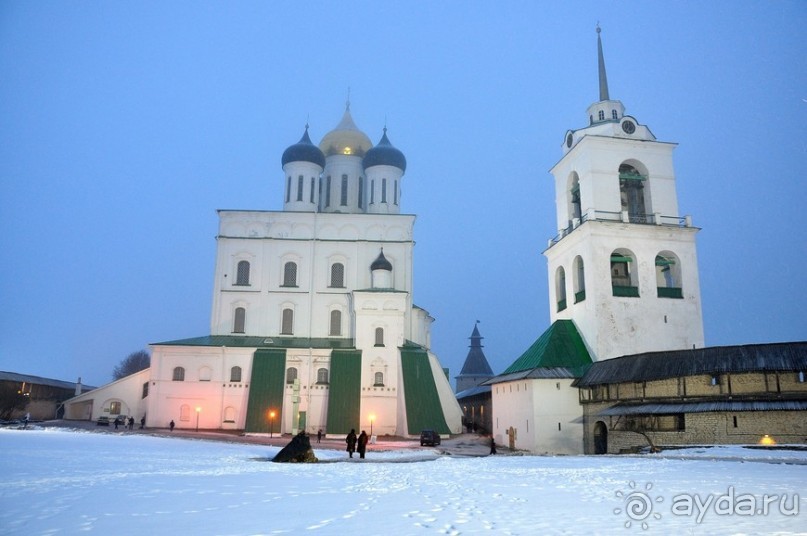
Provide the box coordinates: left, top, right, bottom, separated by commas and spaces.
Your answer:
371, 249, 392, 271
319, 105, 373, 158
363, 128, 406, 172
281, 125, 325, 167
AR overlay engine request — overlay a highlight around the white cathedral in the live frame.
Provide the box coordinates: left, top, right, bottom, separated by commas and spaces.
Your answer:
66, 106, 463, 437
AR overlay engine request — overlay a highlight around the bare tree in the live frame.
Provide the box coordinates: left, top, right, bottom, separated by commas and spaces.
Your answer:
112, 350, 151, 380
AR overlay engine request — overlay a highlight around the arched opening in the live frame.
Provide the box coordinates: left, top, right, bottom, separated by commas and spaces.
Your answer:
233, 307, 246, 333
282, 262, 297, 287
316, 368, 329, 384
374, 372, 384, 387
172, 367, 185, 382
556, 266, 567, 311
374, 327, 384, 347
568, 172, 581, 227
594, 421, 608, 454
286, 367, 298, 384
330, 262, 345, 288
619, 163, 647, 223
329, 310, 342, 336
236, 261, 250, 286
611, 249, 639, 297
281, 308, 294, 335
656, 252, 683, 299
573, 256, 586, 303
230, 366, 242, 383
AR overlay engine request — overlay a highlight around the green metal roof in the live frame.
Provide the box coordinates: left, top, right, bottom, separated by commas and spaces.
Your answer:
152, 335, 355, 349
400, 347, 450, 435
500, 320, 593, 377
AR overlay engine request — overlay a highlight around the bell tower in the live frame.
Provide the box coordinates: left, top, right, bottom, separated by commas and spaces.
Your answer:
545, 27, 704, 361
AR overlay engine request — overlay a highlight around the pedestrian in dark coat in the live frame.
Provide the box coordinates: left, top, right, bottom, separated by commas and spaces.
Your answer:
357, 430, 368, 459
317, 429, 322, 443
140, 416, 146, 429
346, 429, 357, 458
169, 420, 175, 432
128, 417, 135, 430
490, 437, 497, 455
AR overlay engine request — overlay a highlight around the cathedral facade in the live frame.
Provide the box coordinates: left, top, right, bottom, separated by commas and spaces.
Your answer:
66, 107, 462, 438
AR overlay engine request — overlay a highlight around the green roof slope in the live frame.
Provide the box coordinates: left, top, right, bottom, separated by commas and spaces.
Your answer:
502, 320, 593, 376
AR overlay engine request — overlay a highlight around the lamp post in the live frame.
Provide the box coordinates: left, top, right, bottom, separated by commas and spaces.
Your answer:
369, 413, 375, 437
269, 410, 276, 439
195, 406, 201, 432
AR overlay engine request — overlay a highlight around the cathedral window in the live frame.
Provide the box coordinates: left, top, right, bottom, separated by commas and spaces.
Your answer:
358, 176, 363, 208
394, 179, 398, 205
340, 174, 348, 206
233, 307, 246, 333
109, 401, 121, 415
172, 367, 185, 382
282, 262, 298, 287
370, 179, 375, 204
374, 372, 384, 387
286, 367, 297, 384
556, 267, 567, 312
316, 368, 329, 385
381, 178, 387, 203
573, 256, 586, 303
297, 175, 304, 201
329, 310, 342, 336
325, 176, 331, 207
611, 250, 639, 297
375, 327, 384, 347
310, 177, 315, 203
199, 366, 212, 381
281, 308, 294, 335
142, 382, 148, 399
230, 366, 242, 383
330, 263, 345, 288
285, 176, 291, 203
598, 110, 605, 121
235, 261, 250, 286
223, 406, 236, 423
656, 253, 683, 299
612, 109, 618, 120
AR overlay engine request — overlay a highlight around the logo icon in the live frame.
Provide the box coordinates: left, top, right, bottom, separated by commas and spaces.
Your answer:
614, 481, 663, 530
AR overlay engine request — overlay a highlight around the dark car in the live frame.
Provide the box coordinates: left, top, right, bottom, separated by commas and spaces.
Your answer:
420, 430, 441, 446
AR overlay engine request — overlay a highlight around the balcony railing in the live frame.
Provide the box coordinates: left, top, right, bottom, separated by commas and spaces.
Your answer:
547, 210, 693, 248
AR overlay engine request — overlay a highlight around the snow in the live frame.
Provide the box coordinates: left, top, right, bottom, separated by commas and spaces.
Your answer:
1, 428, 805, 535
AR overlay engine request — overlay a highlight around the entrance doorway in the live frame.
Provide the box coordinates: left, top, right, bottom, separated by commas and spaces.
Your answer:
593, 421, 608, 454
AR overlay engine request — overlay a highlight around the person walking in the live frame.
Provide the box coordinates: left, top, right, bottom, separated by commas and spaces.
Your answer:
317, 429, 322, 443
489, 437, 497, 455
169, 420, 175, 432
140, 416, 146, 429
128, 416, 135, 430
346, 429, 357, 458
357, 430, 368, 459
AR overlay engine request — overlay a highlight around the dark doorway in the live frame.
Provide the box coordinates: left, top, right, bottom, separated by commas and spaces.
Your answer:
593, 421, 608, 454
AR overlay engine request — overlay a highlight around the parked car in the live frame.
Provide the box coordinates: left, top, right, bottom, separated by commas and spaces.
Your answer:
420, 430, 441, 446
96, 416, 110, 426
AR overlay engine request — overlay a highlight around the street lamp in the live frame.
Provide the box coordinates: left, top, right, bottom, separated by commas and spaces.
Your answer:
269, 410, 276, 438
369, 413, 375, 437
195, 407, 201, 432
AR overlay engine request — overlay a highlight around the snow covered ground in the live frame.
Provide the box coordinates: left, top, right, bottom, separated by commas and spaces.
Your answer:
1, 427, 804, 535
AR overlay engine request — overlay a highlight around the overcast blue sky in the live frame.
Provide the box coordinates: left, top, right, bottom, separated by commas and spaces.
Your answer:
1, 2, 805, 388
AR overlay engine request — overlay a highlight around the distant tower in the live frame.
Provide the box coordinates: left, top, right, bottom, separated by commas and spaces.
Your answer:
545, 26, 704, 360
455, 322, 494, 392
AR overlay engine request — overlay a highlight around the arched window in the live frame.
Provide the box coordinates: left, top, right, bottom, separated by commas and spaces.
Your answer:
109, 401, 121, 415
570, 173, 581, 223
381, 178, 387, 203
330, 263, 345, 288
236, 261, 250, 286
325, 175, 331, 207
358, 176, 363, 208
394, 179, 398, 205
374, 372, 384, 387
611, 109, 618, 120
285, 176, 291, 203
310, 177, 315, 203
199, 366, 212, 381
598, 110, 605, 121
611, 250, 639, 297
281, 308, 294, 335
656, 253, 683, 299
233, 307, 246, 333
340, 174, 348, 206
172, 367, 185, 381
286, 367, 298, 384
297, 175, 304, 201
375, 327, 384, 347
180, 404, 190, 421
370, 179, 375, 204
330, 310, 342, 336
316, 368, 329, 384
283, 262, 297, 287
573, 256, 586, 303
230, 366, 242, 383
556, 267, 567, 312
619, 164, 647, 223
223, 406, 236, 423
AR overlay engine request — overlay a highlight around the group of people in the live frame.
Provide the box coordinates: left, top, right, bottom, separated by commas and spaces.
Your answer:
345, 429, 369, 459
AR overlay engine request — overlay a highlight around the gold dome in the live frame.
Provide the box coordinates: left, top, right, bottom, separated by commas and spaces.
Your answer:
319, 106, 373, 157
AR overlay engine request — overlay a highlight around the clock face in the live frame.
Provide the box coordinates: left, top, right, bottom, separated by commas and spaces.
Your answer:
622, 120, 636, 134
566, 133, 573, 148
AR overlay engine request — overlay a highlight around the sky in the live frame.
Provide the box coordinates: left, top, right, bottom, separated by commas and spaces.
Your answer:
1, 2, 805, 388
2, 429, 805, 534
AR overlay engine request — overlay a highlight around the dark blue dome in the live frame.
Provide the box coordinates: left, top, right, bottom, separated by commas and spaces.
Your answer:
371, 249, 392, 271
363, 129, 406, 172
282, 126, 325, 168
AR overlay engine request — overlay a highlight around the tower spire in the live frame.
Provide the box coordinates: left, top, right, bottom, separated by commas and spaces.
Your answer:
597, 24, 610, 102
